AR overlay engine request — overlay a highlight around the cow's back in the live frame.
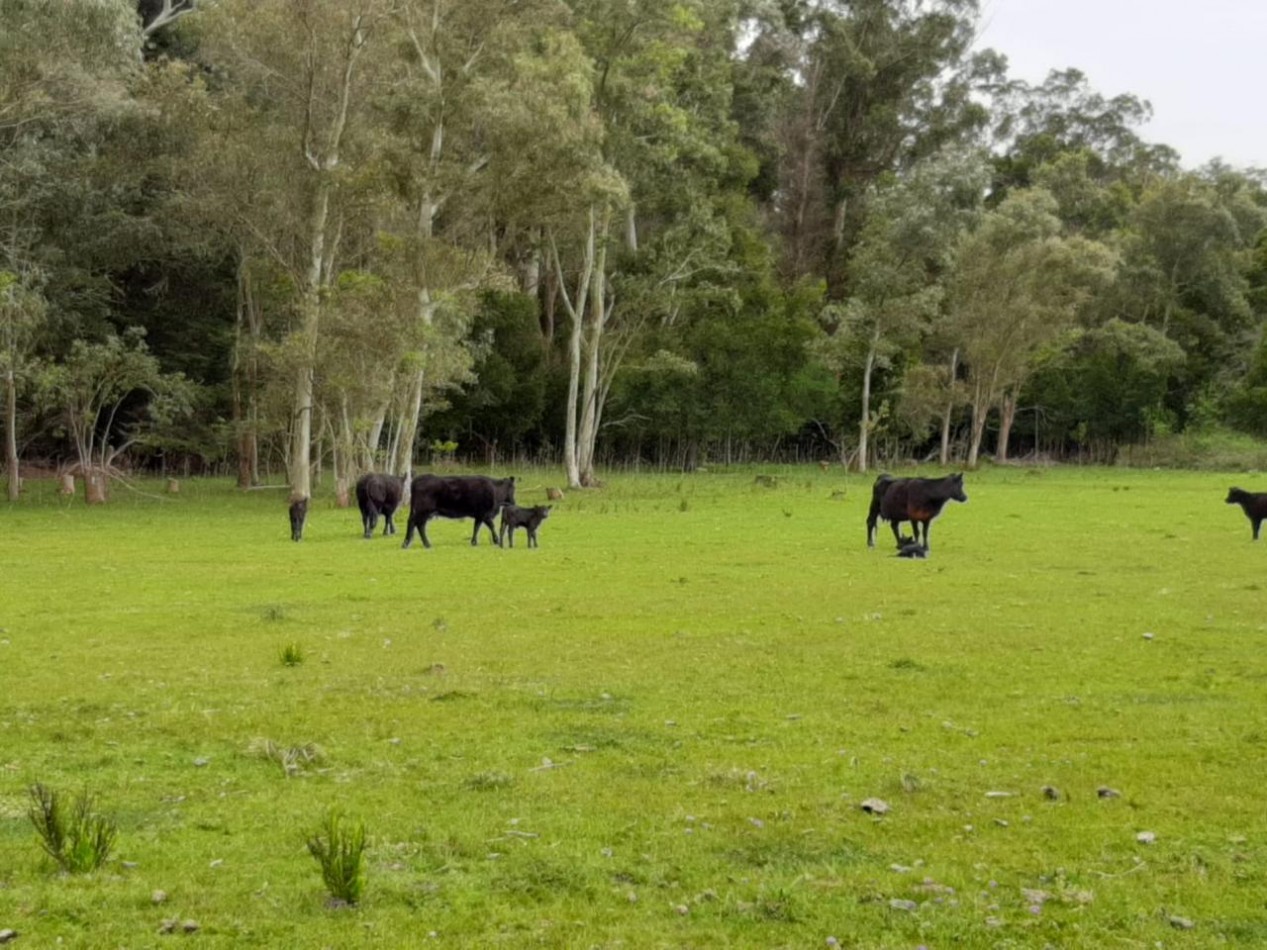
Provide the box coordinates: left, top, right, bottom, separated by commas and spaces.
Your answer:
410, 474, 496, 518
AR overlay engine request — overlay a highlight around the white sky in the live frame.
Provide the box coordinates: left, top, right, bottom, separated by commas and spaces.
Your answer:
975, 0, 1267, 170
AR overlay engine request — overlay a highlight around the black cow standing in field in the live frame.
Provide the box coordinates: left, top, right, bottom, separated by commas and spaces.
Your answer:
866, 472, 967, 550
355, 473, 405, 539
500, 504, 551, 548
288, 495, 308, 542
1226, 487, 1267, 540
401, 474, 517, 549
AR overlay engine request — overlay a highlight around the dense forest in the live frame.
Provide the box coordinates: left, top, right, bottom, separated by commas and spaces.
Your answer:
2, 0, 1266, 503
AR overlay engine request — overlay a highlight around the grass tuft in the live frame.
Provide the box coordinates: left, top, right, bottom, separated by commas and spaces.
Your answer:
306, 810, 367, 906
27, 784, 117, 873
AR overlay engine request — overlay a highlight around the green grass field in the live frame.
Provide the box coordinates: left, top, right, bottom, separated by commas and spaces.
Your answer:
2, 466, 1265, 947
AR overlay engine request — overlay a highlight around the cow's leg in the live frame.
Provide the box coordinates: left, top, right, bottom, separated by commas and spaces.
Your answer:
504, 525, 514, 548
401, 512, 416, 549
1254, 517, 1262, 541
486, 516, 501, 546
890, 520, 904, 549
920, 520, 930, 549
366, 507, 379, 539
470, 518, 481, 546
528, 528, 537, 548
383, 511, 395, 536
866, 510, 878, 548
420, 514, 432, 549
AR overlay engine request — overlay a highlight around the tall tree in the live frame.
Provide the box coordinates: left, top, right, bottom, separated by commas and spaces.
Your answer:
818, 149, 988, 470
947, 188, 1115, 465
195, 0, 397, 508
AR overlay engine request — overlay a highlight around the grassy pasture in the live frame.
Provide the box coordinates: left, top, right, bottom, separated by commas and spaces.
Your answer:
1, 466, 1265, 947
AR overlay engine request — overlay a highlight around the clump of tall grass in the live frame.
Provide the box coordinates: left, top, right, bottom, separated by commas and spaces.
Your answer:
306, 810, 367, 906
27, 783, 117, 873
279, 642, 304, 667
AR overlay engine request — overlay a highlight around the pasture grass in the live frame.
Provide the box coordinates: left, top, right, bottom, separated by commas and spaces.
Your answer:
1, 465, 1265, 947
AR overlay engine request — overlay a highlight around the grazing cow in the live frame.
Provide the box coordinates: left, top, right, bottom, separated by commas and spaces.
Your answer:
401, 474, 517, 549
866, 472, 967, 550
1226, 487, 1267, 540
355, 473, 405, 539
288, 495, 308, 542
500, 504, 551, 548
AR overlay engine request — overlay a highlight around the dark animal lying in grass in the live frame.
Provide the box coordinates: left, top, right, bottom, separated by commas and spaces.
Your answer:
1226, 487, 1267, 540
499, 504, 551, 548
867, 472, 967, 550
288, 495, 308, 542
896, 541, 928, 559
402, 474, 517, 549
355, 473, 405, 539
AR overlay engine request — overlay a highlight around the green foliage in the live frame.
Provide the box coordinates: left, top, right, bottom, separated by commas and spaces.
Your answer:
279, 642, 304, 667
1026, 319, 1185, 452
27, 783, 117, 874
306, 810, 367, 906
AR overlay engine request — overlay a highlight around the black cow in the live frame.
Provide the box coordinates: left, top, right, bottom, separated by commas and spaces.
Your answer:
866, 472, 967, 550
355, 473, 405, 539
500, 504, 551, 548
1226, 487, 1267, 540
401, 474, 517, 549
288, 495, 308, 542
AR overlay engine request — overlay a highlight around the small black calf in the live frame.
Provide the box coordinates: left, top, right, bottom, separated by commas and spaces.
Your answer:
1226, 487, 1267, 540
499, 504, 551, 548
289, 495, 308, 542
896, 541, 928, 559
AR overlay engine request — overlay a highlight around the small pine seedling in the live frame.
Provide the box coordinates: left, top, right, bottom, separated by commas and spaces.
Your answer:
28, 783, 118, 873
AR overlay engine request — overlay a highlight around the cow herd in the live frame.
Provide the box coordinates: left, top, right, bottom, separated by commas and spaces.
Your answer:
287, 468, 1267, 553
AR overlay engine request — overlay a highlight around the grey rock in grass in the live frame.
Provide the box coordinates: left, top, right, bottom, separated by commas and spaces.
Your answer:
1041, 785, 1061, 800
1097, 786, 1121, 799
1136, 831, 1157, 845
151, 890, 168, 904
1169, 916, 1195, 930
860, 797, 890, 815
0, 930, 17, 944
181, 921, 199, 934
888, 898, 919, 912
984, 790, 1014, 799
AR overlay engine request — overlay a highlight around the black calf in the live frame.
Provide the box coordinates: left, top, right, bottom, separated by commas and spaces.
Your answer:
499, 504, 551, 548
1226, 487, 1267, 540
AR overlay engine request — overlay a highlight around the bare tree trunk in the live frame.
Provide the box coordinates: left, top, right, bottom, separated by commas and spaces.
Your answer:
84, 468, 108, 505
4, 367, 18, 501
550, 209, 596, 490
857, 325, 880, 474
967, 388, 989, 469
577, 207, 612, 485
939, 348, 958, 466
393, 367, 426, 484
997, 389, 1018, 463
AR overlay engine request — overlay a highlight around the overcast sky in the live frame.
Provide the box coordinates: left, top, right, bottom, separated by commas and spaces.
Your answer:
975, 0, 1267, 170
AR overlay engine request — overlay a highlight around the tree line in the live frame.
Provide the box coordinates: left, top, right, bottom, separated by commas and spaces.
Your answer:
2, 0, 1265, 503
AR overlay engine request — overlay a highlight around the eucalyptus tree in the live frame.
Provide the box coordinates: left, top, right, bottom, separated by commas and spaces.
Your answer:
547, 0, 759, 486
947, 188, 1116, 466
1112, 171, 1266, 423
746, 0, 995, 290
0, 269, 46, 500
817, 149, 988, 470
193, 0, 399, 506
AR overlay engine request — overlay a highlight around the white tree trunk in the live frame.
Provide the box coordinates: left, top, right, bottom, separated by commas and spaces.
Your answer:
577, 207, 611, 485
857, 325, 880, 474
